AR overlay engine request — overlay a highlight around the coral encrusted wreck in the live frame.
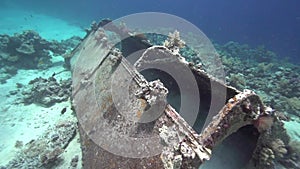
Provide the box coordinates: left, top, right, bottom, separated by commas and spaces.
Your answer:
70, 20, 294, 169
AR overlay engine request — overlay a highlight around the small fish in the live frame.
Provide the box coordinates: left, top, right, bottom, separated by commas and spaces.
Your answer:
61, 107, 67, 115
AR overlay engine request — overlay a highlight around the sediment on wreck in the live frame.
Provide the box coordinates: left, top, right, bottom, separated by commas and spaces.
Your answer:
70, 20, 290, 169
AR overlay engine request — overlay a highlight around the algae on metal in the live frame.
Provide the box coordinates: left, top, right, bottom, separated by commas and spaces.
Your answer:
71, 20, 284, 169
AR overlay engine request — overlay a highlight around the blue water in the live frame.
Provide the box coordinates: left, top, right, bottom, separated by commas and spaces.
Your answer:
0, 1, 300, 169
2, 0, 300, 62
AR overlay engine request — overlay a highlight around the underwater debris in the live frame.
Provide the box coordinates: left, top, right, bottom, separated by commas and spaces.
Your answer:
68, 20, 293, 169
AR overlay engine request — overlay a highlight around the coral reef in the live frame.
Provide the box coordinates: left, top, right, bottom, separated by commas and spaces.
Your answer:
0, 66, 17, 84
216, 41, 277, 63
270, 139, 288, 158
2, 121, 77, 169
228, 73, 247, 90
59, 36, 82, 52
121, 31, 300, 168
286, 97, 300, 113
1, 23, 298, 169
70, 155, 79, 168
0, 31, 82, 83
213, 42, 300, 118
143, 33, 300, 117
249, 115, 294, 169
258, 147, 275, 167
21, 76, 71, 107
163, 30, 185, 54
0, 30, 52, 69
70, 23, 296, 169
145, 32, 300, 117
283, 140, 300, 168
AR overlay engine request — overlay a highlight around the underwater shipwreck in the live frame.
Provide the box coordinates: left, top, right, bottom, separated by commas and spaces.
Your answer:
70, 20, 294, 169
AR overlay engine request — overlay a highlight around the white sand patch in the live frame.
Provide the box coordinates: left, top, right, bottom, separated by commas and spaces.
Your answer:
0, 8, 84, 167
0, 9, 85, 41
57, 133, 82, 169
0, 56, 80, 166
284, 117, 300, 141
0, 101, 76, 165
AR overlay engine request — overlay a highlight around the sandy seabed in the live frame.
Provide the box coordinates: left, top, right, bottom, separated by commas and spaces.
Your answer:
1, 7, 300, 169
0, 9, 85, 168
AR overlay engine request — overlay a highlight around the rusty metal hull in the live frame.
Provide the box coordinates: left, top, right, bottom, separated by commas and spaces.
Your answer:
71, 21, 273, 169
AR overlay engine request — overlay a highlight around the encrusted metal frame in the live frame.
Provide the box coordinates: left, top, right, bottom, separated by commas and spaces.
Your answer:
71, 21, 273, 169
